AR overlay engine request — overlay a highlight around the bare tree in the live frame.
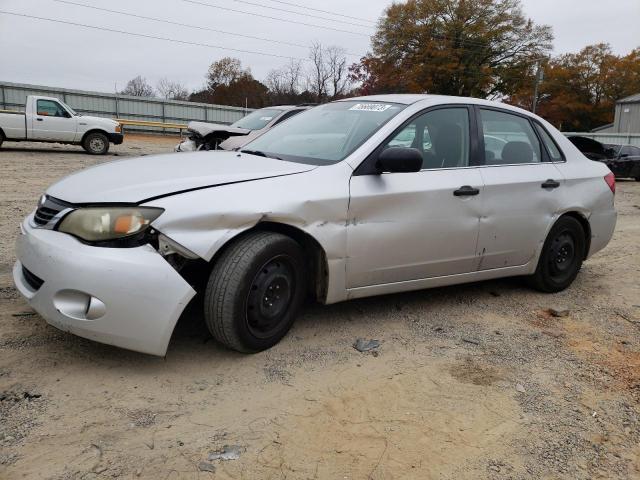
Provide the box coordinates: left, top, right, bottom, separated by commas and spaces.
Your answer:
266, 59, 304, 96
326, 46, 350, 98
306, 43, 350, 101
156, 78, 189, 100
307, 42, 331, 101
120, 75, 155, 97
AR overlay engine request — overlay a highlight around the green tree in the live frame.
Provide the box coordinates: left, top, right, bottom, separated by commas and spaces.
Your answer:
350, 0, 553, 98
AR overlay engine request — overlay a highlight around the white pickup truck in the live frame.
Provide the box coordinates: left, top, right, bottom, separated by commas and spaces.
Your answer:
0, 95, 123, 154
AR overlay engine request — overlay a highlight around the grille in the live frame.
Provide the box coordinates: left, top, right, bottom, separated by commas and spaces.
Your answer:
22, 266, 44, 291
33, 196, 72, 226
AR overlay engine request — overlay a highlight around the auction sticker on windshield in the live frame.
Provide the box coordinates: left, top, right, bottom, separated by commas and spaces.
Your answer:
349, 103, 393, 112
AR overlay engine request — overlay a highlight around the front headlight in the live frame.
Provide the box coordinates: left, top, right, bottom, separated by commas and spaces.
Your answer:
58, 207, 164, 242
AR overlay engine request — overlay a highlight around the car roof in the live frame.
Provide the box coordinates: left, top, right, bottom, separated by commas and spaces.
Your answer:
338, 94, 535, 117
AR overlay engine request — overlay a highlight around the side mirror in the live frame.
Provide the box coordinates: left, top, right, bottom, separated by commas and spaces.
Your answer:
376, 147, 423, 173
619, 153, 629, 158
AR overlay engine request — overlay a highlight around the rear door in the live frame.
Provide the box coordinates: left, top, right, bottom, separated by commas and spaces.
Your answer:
475, 107, 565, 270
30, 99, 76, 142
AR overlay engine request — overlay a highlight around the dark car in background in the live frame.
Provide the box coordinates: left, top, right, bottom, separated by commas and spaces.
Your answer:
568, 136, 640, 181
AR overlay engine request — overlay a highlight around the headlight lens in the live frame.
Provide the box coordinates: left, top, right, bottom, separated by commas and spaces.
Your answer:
58, 207, 163, 242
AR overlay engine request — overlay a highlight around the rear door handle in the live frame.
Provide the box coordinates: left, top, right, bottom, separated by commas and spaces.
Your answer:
36, 118, 43, 121
541, 179, 560, 189
453, 185, 480, 196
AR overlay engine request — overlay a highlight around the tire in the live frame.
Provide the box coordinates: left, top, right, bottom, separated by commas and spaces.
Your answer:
635, 177, 640, 182
82, 132, 109, 155
204, 231, 306, 353
527, 216, 586, 293
0, 131, 4, 149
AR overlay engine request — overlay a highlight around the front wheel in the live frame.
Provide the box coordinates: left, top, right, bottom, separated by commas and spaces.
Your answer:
204, 231, 306, 353
527, 216, 586, 293
82, 132, 109, 155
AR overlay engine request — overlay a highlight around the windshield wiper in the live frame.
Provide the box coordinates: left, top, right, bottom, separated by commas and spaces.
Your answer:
240, 149, 281, 160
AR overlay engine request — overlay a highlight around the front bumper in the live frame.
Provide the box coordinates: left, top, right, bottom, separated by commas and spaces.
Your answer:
13, 215, 196, 356
108, 132, 124, 145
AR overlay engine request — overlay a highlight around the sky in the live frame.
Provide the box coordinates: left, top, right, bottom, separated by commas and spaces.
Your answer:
0, 0, 638, 94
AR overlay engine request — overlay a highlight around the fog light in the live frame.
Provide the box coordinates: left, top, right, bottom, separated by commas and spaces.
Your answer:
53, 290, 106, 321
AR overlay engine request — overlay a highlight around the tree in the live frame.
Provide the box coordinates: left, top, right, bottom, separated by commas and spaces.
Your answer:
307, 42, 351, 102
156, 78, 189, 100
265, 59, 315, 104
509, 44, 640, 131
120, 75, 155, 97
350, 0, 553, 98
206, 57, 250, 91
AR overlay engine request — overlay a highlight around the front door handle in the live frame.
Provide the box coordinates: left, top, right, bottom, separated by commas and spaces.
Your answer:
453, 185, 480, 196
36, 118, 44, 121
541, 179, 560, 189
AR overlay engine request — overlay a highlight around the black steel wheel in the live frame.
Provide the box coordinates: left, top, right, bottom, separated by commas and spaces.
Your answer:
204, 231, 306, 352
527, 216, 586, 293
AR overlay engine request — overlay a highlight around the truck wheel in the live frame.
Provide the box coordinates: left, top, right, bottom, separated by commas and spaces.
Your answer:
204, 231, 306, 353
526, 216, 586, 293
83, 132, 109, 155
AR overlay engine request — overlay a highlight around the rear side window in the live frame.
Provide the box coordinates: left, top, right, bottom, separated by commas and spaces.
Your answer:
480, 109, 541, 165
534, 124, 564, 161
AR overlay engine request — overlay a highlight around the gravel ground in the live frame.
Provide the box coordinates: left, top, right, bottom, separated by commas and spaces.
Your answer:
0, 135, 639, 479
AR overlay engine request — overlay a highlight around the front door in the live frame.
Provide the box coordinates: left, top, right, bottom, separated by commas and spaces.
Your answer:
347, 106, 484, 288
30, 99, 76, 142
475, 108, 565, 270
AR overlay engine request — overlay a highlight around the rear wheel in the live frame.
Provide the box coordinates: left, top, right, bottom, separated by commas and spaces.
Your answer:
204, 231, 306, 353
527, 216, 586, 293
82, 132, 109, 155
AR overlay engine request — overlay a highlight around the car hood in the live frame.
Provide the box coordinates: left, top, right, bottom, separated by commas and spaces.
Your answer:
187, 121, 250, 139
46, 151, 316, 204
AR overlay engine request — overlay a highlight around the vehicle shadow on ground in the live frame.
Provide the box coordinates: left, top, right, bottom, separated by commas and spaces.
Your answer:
40, 276, 534, 368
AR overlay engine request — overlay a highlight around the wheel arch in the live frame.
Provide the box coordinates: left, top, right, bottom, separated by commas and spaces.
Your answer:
207, 221, 330, 304
80, 128, 110, 145
556, 211, 592, 260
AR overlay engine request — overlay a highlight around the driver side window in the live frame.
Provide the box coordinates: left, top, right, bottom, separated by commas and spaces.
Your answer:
384, 108, 470, 169
36, 100, 68, 118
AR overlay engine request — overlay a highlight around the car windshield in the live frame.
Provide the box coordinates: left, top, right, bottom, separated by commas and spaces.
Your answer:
242, 101, 406, 165
232, 108, 283, 130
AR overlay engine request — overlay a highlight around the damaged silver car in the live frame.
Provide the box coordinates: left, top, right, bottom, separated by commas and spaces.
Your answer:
175, 105, 312, 152
14, 95, 617, 356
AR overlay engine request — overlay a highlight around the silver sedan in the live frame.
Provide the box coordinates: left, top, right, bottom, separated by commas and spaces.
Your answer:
14, 95, 617, 356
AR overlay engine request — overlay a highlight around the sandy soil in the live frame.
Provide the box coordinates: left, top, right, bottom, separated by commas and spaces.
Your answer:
0, 135, 639, 479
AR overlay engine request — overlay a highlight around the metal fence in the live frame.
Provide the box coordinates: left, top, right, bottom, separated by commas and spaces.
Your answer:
563, 132, 640, 148
0, 81, 251, 132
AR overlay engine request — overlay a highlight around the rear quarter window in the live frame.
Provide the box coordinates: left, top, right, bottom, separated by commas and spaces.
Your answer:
534, 124, 564, 162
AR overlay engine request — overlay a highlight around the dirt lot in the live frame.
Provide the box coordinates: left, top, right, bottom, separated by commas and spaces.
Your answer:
1, 135, 639, 479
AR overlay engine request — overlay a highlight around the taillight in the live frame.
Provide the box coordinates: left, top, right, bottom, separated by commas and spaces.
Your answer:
604, 172, 615, 194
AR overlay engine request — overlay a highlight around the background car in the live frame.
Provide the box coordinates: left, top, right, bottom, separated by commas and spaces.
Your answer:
568, 136, 640, 180
175, 104, 314, 152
